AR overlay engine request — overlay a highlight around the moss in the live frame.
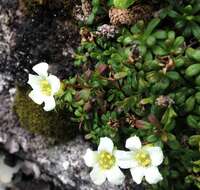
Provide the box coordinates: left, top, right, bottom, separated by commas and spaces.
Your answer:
13, 87, 77, 142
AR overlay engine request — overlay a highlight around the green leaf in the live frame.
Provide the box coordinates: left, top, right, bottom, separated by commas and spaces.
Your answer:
175, 57, 185, 68
168, 139, 180, 150
123, 36, 133, 45
191, 22, 200, 40
147, 135, 158, 143
153, 30, 167, 39
189, 135, 200, 147
166, 71, 181, 81
138, 45, 147, 56
114, 71, 128, 79
74, 109, 82, 117
195, 92, 200, 103
167, 31, 175, 41
146, 36, 156, 47
187, 115, 199, 128
193, 2, 200, 14
144, 18, 160, 38
86, 13, 95, 25
185, 64, 200, 77
107, 0, 114, 6
168, 10, 179, 18
183, 24, 192, 37
92, 0, 100, 6
79, 89, 91, 101
111, 53, 123, 63
64, 92, 73, 102
113, 0, 136, 9
183, 5, 193, 14
185, 96, 195, 112
161, 107, 177, 131
131, 24, 141, 34
175, 20, 185, 29
153, 46, 167, 56
186, 47, 200, 62
167, 134, 180, 150
173, 36, 184, 49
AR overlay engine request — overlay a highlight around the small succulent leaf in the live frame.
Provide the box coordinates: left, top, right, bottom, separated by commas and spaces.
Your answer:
144, 18, 160, 38
191, 22, 200, 40
161, 106, 177, 131
113, 0, 136, 9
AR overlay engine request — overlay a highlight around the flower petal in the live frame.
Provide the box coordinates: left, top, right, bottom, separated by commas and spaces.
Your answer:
115, 150, 137, 169
90, 165, 106, 185
32, 62, 49, 77
43, 96, 56, 111
28, 90, 44, 105
28, 74, 41, 91
144, 166, 163, 184
126, 136, 142, 151
146, 147, 164, 166
98, 137, 114, 154
106, 165, 125, 185
130, 167, 145, 184
48, 75, 61, 94
83, 149, 98, 167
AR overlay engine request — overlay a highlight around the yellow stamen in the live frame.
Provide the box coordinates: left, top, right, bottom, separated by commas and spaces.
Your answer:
135, 150, 151, 167
98, 151, 115, 170
40, 80, 52, 96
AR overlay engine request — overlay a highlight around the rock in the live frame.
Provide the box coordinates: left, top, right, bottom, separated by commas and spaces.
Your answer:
0, 184, 6, 190
5, 138, 20, 154
0, 155, 20, 184
4, 153, 18, 167
21, 161, 40, 178
0, 86, 139, 189
12, 178, 53, 190
13, 5, 80, 85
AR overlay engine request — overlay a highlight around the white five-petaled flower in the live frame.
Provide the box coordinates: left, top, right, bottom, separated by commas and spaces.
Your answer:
83, 137, 125, 185
116, 136, 164, 185
28, 62, 60, 111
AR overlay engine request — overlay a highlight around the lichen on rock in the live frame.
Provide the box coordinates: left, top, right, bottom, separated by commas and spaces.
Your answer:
13, 87, 77, 142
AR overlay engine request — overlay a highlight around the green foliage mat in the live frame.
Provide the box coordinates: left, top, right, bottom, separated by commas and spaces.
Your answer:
14, 0, 200, 189
57, 1, 200, 188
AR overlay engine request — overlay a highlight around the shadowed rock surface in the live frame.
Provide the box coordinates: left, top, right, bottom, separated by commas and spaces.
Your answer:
0, 0, 80, 86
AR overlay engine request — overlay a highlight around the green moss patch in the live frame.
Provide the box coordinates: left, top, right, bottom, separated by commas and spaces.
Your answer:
13, 87, 78, 142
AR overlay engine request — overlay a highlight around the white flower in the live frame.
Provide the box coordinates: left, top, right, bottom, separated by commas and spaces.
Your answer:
116, 136, 164, 185
27, 62, 60, 111
83, 137, 125, 185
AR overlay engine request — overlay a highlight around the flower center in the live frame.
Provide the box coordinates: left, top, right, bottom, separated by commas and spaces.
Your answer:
135, 150, 151, 167
98, 151, 116, 170
40, 80, 52, 96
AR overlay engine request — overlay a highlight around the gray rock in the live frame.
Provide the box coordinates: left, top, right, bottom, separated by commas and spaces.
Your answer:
21, 161, 40, 178
0, 87, 137, 190
5, 138, 20, 154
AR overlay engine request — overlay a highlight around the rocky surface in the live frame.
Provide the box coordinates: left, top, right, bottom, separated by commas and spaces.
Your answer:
0, 0, 143, 189
0, 0, 80, 86
0, 78, 141, 190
